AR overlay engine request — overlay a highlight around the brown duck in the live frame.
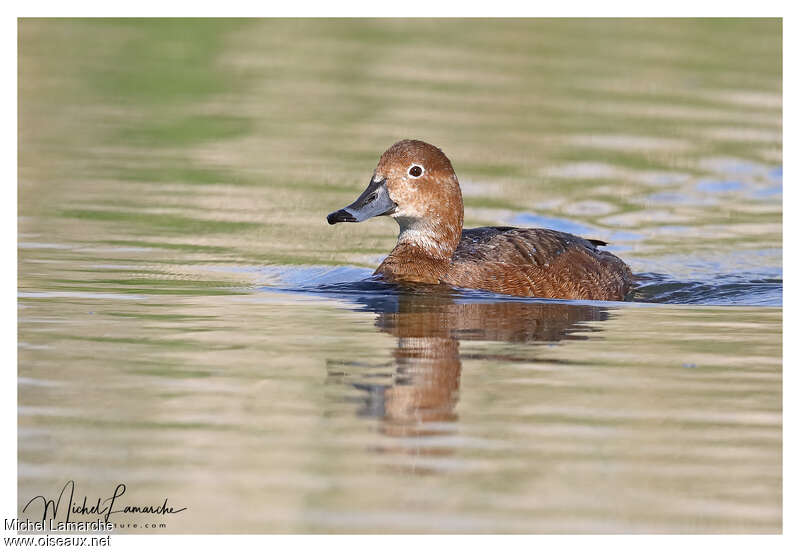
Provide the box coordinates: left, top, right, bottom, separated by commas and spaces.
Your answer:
327, 139, 634, 301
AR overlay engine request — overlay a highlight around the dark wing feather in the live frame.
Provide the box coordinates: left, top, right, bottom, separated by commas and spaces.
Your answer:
447, 227, 633, 300
453, 227, 600, 265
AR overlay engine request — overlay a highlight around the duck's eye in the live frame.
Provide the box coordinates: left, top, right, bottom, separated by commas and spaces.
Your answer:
408, 165, 424, 178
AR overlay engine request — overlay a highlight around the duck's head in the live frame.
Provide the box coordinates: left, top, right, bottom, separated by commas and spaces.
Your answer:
327, 140, 464, 256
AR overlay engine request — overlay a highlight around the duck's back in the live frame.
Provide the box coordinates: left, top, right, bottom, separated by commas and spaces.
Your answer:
444, 227, 633, 300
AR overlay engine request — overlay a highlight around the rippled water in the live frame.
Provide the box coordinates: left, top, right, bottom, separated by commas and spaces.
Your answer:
18, 19, 781, 533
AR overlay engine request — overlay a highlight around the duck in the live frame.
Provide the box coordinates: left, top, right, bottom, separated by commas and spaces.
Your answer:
327, 139, 634, 301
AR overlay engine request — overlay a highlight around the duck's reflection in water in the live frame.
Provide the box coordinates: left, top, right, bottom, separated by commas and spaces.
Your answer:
328, 292, 611, 446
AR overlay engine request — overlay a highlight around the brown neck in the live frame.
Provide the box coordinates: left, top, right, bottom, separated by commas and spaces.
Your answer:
375, 242, 452, 284
375, 205, 463, 285
397, 218, 460, 257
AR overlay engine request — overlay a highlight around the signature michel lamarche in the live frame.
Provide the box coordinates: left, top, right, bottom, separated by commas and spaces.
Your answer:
22, 480, 187, 523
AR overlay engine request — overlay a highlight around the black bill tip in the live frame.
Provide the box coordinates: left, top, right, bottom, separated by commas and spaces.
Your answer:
327, 209, 357, 225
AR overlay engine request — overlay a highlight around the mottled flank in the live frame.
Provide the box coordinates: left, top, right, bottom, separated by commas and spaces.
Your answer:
447, 227, 633, 301
333, 139, 634, 301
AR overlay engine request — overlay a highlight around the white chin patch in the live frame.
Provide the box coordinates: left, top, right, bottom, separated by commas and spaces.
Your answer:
397, 227, 445, 256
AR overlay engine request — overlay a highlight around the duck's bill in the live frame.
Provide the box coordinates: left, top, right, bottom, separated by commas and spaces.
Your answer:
327, 177, 397, 225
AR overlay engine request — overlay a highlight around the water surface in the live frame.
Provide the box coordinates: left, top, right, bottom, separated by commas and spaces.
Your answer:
18, 19, 781, 533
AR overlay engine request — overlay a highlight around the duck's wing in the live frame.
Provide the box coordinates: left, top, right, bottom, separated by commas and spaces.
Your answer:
448, 227, 633, 300
454, 227, 603, 265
